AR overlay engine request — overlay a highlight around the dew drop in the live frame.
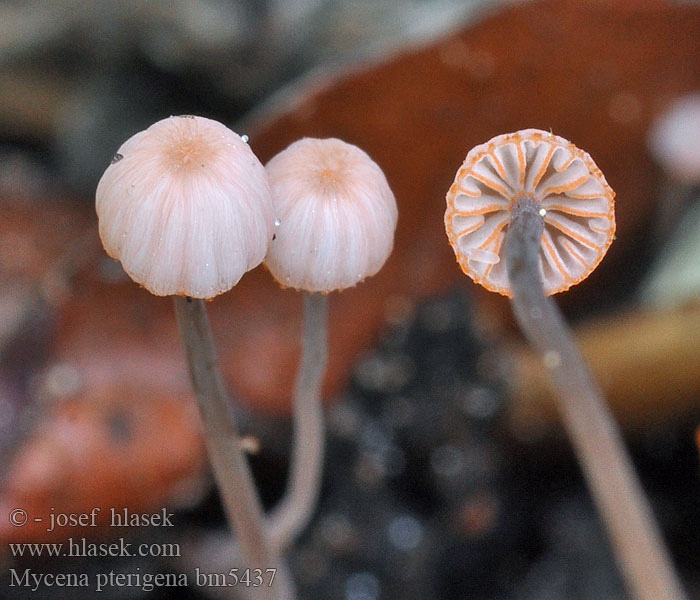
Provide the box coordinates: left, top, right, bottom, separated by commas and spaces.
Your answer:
241, 134, 249, 143
538, 208, 547, 217
110, 153, 124, 164
274, 218, 281, 227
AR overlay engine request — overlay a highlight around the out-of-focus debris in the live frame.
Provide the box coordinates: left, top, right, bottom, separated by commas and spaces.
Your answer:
640, 198, 700, 309
648, 92, 700, 185
509, 305, 700, 438
642, 91, 700, 308
0, 375, 207, 545
642, 91, 700, 258
0, 190, 96, 466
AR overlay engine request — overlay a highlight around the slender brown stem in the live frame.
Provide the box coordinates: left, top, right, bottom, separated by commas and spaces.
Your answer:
505, 196, 687, 600
268, 292, 328, 552
173, 296, 294, 600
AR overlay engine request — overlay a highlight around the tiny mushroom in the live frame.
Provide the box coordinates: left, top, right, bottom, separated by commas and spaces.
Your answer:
95, 115, 289, 599
264, 137, 398, 293
263, 137, 397, 551
96, 115, 273, 299
445, 128, 615, 296
445, 129, 687, 600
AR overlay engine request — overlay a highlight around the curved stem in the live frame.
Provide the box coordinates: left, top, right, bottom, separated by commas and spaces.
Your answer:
173, 296, 295, 600
505, 197, 687, 600
267, 292, 328, 552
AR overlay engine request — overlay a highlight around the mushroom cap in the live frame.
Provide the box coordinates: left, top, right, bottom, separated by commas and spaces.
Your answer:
96, 115, 274, 299
264, 137, 398, 293
445, 129, 615, 297
647, 92, 700, 184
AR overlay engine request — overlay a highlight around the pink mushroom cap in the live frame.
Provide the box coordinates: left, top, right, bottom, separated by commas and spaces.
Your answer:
445, 129, 615, 297
96, 115, 274, 299
264, 137, 398, 293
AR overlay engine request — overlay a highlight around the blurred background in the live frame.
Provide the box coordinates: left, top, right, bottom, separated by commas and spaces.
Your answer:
1, 0, 699, 598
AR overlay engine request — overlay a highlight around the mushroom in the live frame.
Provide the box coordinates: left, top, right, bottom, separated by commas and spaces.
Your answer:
263, 137, 397, 551
445, 129, 687, 600
96, 115, 290, 599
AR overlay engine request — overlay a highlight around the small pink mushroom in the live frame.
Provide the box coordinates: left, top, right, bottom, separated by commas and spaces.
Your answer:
263, 137, 397, 551
96, 115, 273, 299
446, 130, 687, 600
95, 115, 289, 599
264, 137, 397, 293
445, 129, 615, 296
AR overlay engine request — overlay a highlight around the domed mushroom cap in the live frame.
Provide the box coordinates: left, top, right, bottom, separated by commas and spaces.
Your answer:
445, 129, 615, 296
96, 115, 274, 299
647, 92, 700, 184
264, 137, 398, 293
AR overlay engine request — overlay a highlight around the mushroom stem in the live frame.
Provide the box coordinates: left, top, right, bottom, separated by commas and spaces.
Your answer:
505, 196, 687, 600
268, 292, 328, 551
173, 296, 294, 600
